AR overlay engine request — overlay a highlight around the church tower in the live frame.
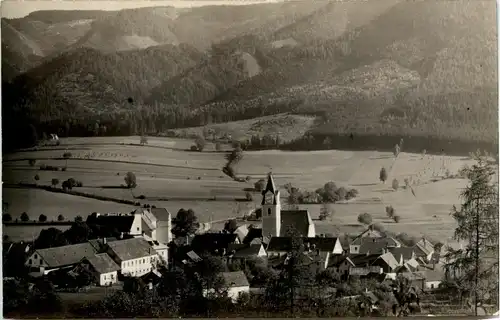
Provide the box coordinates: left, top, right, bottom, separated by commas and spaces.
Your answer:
261, 173, 281, 238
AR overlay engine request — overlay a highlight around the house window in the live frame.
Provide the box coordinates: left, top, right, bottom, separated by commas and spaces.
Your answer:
40, 259, 43, 264
111, 274, 114, 280
137, 227, 140, 231
29, 259, 32, 265
34, 254, 38, 259
143, 259, 145, 263
431, 284, 434, 289
267, 208, 272, 216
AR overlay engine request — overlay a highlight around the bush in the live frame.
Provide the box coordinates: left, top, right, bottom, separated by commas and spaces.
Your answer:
345, 188, 359, 200
385, 205, 395, 218
190, 145, 198, 151
195, 136, 206, 151
76, 181, 83, 187
392, 179, 399, 191
245, 176, 251, 182
254, 179, 266, 192
379, 167, 388, 183
336, 187, 347, 200
61, 167, 67, 171
29, 159, 37, 167
39, 214, 48, 222
138, 195, 146, 200
34, 174, 40, 181
3, 213, 13, 222
393, 215, 401, 223
57, 214, 65, 221
245, 192, 253, 201
357, 213, 373, 225
124, 172, 137, 188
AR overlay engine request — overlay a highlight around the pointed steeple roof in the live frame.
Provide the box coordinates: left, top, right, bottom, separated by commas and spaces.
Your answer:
263, 172, 277, 195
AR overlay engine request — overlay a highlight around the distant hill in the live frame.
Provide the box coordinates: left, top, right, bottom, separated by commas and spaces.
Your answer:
2, 0, 497, 153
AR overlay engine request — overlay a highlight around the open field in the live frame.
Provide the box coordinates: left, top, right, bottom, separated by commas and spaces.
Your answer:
3, 136, 479, 245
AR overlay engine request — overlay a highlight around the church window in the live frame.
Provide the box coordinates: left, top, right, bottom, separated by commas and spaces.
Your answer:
267, 208, 272, 216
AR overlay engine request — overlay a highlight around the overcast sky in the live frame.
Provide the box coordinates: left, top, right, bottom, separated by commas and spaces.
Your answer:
1, 0, 283, 19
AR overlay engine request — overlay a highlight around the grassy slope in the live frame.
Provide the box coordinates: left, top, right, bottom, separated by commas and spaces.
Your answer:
3, 136, 475, 246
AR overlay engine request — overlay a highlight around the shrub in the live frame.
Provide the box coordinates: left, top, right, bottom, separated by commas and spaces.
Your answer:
336, 187, 347, 200
393, 215, 401, 223
3, 213, 12, 222
245, 192, 253, 201
29, 159, 37, 167
20, 212, 29, 222
57, 214, 65, 221
254, 179, 266, 192
345, 188, 359, 200
34, 174, 40, 181
74, 216, 83, 222
61, 167, 67, 172
245, 176, 251, 182
51, 178, 60, 187
385, 206, 395, 218
392, 179, 399, 191
76, 181, 83, 187
357, 213, 373, 225
124, 172, 137, 188
379, 167, 388, 183
138, 195, 146, 200
195, 136, 206, 151
39, 214, 48, 222
190, 145, 198, 151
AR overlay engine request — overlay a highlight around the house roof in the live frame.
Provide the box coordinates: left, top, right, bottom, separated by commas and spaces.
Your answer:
267, 237, 339, 252
227, 243, 263, 258
420, 269, 444, 282
400, 271, 425, 281
191, 233, 238, 253
415, 238, 434, 255
222, 271, 249, 288
261, 173, 278, 205
234, 224, 249, 243
243, 227, 262, 245
85, 253, 120, 274
88, 237, 118, 252
389, 247, 415, 261
375, 252, 399, 270
280, 210, 313, 237
406, 258, 419, 269
151, 207, 170, 220
358, 240, 388, 255
351, 229, 384, 245
86, 213, 135, 233
107, 238, 155, 261
328, 254, 356, 268
36, 243, 98, 268
350, 254, 381, 267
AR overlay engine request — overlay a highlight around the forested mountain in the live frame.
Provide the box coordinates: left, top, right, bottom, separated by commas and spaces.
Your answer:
2, 0, 497, 153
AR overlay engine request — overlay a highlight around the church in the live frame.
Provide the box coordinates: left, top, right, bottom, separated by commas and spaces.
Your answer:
261, 173, 315, 238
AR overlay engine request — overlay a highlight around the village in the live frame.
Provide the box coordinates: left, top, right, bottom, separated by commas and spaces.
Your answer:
3, 173, 468, 317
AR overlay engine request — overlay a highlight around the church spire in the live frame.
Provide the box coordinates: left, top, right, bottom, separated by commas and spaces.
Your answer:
263, 172, 277, 195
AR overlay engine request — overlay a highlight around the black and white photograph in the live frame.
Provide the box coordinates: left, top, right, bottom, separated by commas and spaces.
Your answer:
1, 0, 499, 318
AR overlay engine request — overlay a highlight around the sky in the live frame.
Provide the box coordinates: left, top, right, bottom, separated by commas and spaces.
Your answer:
1, 0, 284, 19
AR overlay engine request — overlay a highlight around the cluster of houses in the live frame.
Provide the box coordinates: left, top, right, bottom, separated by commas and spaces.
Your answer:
5, 173, 448, 302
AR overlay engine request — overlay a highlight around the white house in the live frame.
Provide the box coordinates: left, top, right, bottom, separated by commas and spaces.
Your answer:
82, 253, 120, 286
25, 242, 98, 275
106, 238, 158, 277
261, 173, 315, 238
222, 271, 250, 302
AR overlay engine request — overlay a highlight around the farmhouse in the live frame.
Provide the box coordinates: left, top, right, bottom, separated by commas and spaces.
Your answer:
261, 173, 315, 238
106, 238, 158, 277
25, 242, 98, 275
221, 271, 250, 302
82, 253, 120, 286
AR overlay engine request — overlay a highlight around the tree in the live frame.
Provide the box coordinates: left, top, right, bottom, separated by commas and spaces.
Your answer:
224, 219, 238, 233
64, 221, 93, 244
254, 179, 266, 192
245, 192, 253, 201
34, 228, 68, 249
63, 152, 72, 168
392, 179, 399, 191
172, 208, 199, 238
215, 142, 222, 151
140, 135, 148, 145
358, 213, 373, 225
379, 167, 388, 184
386, 205, 395, 219
34, 174, 40, 184
195, 136, 206, 152
29, 159, 37, 167
391, 275, 420, 316
20, 212, 29, 222
393, 215, 401, 223
124, 171, 137, 188
75, 215, 83, 222
3, 213, 13, 222
51, 178, 60, 188
443, 155, 499, 316
57, 214, 65, 221
319, 203, 334, 221
39, 214, 48, 222
394, 144, 400, 157
322, 137, 332, 149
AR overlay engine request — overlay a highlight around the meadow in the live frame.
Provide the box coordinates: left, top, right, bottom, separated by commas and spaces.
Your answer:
3, 136, 477, 246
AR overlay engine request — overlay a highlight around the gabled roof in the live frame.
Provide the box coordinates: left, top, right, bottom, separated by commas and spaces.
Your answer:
267, 237, 339, 252
351, 229, 384, 244
191, 233, 238, 253
151, 207, 170, 220
222, 271, 249, 288
107, 238, 155, 261
88, 237, 118, 252
375, 252, 399, 270
86, 213, 135, 233
389, 247, 415, 262
243, 227, 262, 245
35, 243, 98, 268
415, 238, 434, 255
234, 224, 249, 243
280, 210, 313, 237
328, 254, 356, 268
350, 254, 381, 267
85, 253, 120, 274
